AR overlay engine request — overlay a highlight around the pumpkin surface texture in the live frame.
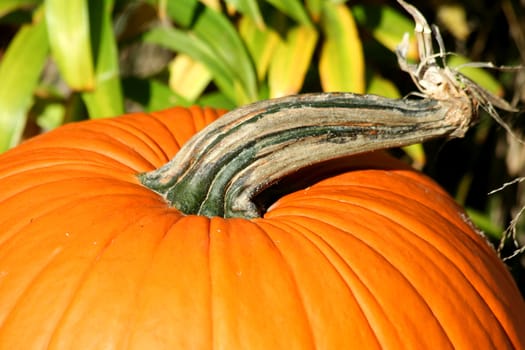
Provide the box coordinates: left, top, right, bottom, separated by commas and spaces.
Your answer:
0, 103, 524, 349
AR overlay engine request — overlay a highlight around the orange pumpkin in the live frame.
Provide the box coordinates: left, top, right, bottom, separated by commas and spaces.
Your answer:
0, 93, 524, 349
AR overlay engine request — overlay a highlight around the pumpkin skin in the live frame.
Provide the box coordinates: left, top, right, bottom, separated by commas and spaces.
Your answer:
0, 106, 524, 349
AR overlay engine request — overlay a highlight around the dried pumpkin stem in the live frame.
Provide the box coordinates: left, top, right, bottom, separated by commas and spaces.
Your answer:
139, 92, 476, 218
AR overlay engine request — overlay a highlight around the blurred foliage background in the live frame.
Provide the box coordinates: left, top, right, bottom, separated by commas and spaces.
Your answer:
1, 0, 525, 294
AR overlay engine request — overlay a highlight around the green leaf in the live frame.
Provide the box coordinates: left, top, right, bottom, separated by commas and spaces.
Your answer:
162, 0, 200, 27
144, 26, 239, 103
0, 0, 42, 17
447, 55, 504, 96
402, 143, 426, 169
165, 0, 258, 104
366, 73, 400, 98
122, 77, 191, 111
197, 91, 236, 110
226, 0, 265, 29
265, 0, 312, 26
45, 0, 95, 90
305, 0, 322, 22
239, 15, 280, 81
0, 15, 49, 152
319, 2, 364, 93
169, 54, 212, 102
81, 0, 123, 118
191, 4, 258, 104
466, 207, 503, 240
436, 4, 470, 41
36, 102, 65, 131
352, 4, 418, 59
268, 25, 318, 97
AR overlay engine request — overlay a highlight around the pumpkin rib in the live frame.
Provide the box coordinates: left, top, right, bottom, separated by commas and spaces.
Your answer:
47, 210, 184, 349
203, 217, 215, 349
268, 198, 513, 348
271, 209, 494, 348
274, 178, 495, 269
15, 126, 160, 172
184, 216, 215, 348
149, 107, 225, 153
150, 108, 198, 145
0, 156, 134, 180
99, 117, 176, 164
247, 220, 320, 347
277, 192, 496, 295
0, 189, 168, 275
206, 218, 321, 349
0, 196, 179, 348
113, 215, 214, 349
145, 111, 185, 149
340, 204, 505, 347
62, 125, 165, 169
0, 148, 141, 180
126, 111, 187, 155
49, 211, 160, 349
0, 182, 102, 246
0, 236, 66, 338
289, 186, 518, 306
19, 143, 157, 173
0, 178, 161, 248
268, 186, 506, 336
113, 212, 192, 348
314, 170, 493, 253
264, 215, 451, 348
254, 218, 384, 349
0, 167, 137, 203
311, 170, 476, 234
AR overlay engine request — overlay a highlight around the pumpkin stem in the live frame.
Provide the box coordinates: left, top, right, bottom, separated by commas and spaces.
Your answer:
139, 92, 476, 218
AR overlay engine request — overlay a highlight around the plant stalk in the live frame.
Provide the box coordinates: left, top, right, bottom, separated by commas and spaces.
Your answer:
139, 92, 476, 218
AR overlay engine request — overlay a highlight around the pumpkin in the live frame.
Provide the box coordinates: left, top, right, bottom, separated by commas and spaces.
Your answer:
0, 93, 524, 349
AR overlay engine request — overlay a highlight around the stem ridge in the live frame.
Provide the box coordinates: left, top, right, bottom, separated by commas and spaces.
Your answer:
139, 92, 475, 218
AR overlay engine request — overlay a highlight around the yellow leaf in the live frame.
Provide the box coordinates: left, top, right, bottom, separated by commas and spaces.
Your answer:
239, 16, 280, 81
45, 0, 95, 90
169, 54, 212, 102
268, 25, 318, 98
319, 3, 365, 93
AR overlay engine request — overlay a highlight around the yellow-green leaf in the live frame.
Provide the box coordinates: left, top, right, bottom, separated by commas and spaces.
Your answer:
319, 2, 364, 93
265, 0, 312, 27
197, 91, 236, 110
200, 0, 221, 11
447, 55, 504, 96
45, 0, 95, 90
401, 143, 426, 169
305, 0, 322, 22
352, 4, 418, 60
226, 0, 265, 29
169, 54, 212, 102
239, 15, 280, 81
466, 208, 503, 240
366, 73, 400, 98
123, 77, 190, 111
164, 0, 258, 105
81, 0, 123, 118
0, 0, 41, 17
0, 15, 49, 152
144, 26, 237, 104
36, 102, 65, 131
437, 4, 470, 41
268, 25, 318, 98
